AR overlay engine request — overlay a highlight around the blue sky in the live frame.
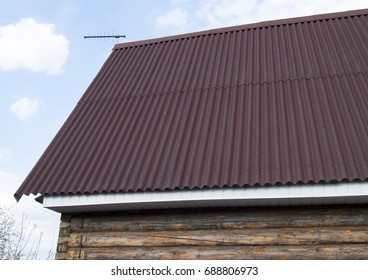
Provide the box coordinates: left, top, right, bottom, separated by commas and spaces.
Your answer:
1, 0, 367, 259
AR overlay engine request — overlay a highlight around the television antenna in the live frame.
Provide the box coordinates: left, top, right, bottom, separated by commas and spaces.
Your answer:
84, 33, 126, 43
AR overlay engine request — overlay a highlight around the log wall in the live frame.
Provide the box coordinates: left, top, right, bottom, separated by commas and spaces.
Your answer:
55, 205, 368, 259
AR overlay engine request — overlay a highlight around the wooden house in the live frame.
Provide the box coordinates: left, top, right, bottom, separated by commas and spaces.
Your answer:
15, 9, 368, 259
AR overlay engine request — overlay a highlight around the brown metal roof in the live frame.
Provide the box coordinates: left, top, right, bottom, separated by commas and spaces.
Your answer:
15, 9, 368, 198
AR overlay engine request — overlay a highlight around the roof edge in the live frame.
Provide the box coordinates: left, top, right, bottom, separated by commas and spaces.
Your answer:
43, 181, 368, 213
114, 8, 368, 50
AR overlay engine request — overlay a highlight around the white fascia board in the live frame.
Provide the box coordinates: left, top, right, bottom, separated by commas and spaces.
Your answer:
43, 181, 368, 213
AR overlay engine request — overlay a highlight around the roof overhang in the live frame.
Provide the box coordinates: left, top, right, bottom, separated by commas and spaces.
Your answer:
42, 181, 368, 213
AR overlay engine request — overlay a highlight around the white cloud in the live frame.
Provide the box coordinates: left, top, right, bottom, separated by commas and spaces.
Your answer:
197, 0, 258, 28
10, 97, 44, 121
0, 149, 12, 163
0, 18, 69, 75
155, 8, 189, 30
154, 0, 368, 33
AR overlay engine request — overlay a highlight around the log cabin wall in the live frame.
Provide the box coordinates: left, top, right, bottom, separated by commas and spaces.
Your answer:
55, 205, 368, 260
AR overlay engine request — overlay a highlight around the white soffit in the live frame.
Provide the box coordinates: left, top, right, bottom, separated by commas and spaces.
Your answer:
42, 181, 368, 213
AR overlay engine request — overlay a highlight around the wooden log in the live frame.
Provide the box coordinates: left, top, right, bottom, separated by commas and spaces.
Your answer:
60, 214, 72, 223
56, 236, 70, 253
66, 244, 368, 260
57, 242, 69, 254
55, 253, 69, 260
72, 206, 368, 232
59, 222, 71, 229
71, 217, 83, 229
58, 206, 368, 260
56, 248, 85, 260
59, 226, 71, 237
68, 226, 368, 248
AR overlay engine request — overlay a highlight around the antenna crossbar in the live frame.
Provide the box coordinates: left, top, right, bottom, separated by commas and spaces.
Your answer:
84, 35, 126, 39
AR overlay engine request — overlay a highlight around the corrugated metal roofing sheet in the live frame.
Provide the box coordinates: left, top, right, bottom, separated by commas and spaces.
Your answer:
15, 9, 368, 198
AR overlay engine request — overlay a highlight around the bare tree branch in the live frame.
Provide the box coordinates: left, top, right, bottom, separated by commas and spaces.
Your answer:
0, 207, 54, 260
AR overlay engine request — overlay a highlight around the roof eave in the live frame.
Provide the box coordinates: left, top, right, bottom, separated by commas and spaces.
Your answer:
43, 181, 368, 213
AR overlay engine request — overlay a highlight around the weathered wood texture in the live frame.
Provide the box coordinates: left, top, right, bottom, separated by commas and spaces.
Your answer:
55, 205, 368, 260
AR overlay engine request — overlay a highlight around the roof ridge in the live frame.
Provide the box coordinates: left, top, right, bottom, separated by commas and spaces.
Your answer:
115, 8, 368, 50
79, 70, 368, 105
